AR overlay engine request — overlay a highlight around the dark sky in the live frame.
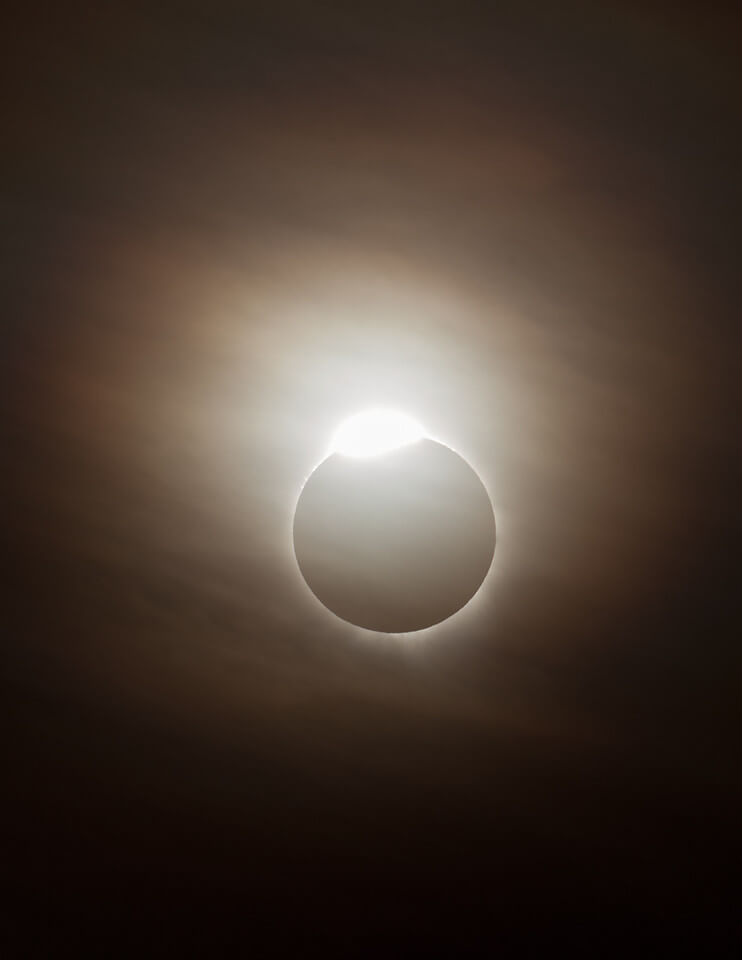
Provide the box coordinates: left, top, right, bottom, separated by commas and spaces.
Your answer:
4, 1, 740, 950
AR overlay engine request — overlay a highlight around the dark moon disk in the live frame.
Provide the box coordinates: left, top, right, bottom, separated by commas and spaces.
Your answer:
293, 439, 496, 632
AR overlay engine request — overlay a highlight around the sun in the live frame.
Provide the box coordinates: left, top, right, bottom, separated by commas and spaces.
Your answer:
329, 409, 426, 458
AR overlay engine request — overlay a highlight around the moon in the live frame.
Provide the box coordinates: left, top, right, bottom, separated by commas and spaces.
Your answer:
293, 413, 496, 633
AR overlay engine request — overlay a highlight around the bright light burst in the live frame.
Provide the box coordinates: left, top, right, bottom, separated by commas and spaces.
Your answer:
329, 409, 425, 458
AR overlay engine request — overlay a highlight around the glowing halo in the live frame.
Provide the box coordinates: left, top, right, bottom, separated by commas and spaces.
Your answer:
329, 409, 425, 458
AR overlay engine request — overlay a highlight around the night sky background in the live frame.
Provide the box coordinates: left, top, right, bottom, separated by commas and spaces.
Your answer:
4, 1, 740, 950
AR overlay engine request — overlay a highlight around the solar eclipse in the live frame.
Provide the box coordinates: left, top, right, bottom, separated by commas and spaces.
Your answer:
293, 411, 496, 632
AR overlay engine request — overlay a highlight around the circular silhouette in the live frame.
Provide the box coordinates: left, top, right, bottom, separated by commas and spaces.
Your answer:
293, 438, 496, 632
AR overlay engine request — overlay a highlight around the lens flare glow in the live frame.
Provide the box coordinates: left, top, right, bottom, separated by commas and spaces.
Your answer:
329, 409, 425, 458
